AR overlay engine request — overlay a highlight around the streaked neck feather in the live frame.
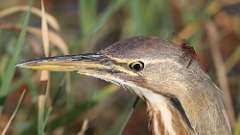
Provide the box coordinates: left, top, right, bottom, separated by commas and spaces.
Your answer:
145, 92, 192, 135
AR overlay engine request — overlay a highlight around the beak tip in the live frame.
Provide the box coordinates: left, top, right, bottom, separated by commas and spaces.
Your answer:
16, 62, 30, 69
16, 63, 24, 68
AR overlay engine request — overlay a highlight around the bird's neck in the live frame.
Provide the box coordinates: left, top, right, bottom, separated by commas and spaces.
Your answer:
176, 77, 231, 135
144, 72, 231, 135
145, 92, 192, 135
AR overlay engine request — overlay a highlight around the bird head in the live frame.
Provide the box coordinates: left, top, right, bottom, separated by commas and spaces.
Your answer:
17, 37, 196, 100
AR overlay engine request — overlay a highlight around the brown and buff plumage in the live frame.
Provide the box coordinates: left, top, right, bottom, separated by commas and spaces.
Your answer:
146, 101, 192, 135
17, 36, 232, 135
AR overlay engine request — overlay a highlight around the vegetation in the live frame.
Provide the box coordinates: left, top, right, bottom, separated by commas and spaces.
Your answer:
0, 0, 240, 134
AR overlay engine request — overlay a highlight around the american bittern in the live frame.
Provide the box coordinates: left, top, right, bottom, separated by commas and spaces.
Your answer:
17, 37, 231, 135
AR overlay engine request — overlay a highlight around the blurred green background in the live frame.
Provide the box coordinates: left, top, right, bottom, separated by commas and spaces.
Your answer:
0, 0, 240, 134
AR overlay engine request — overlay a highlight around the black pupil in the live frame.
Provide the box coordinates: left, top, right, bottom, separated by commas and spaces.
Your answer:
133, 64, 141, 71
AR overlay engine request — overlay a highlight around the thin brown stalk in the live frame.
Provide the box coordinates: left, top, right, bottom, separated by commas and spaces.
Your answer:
205, 22, 235, 127
41, 0, 49, 57
172, 21, 201, 45
40, 0, 51, 107
77, 119, 89, 135
1, 90, 26, 135
40, 0, 49, 82
172, 0, 222, 46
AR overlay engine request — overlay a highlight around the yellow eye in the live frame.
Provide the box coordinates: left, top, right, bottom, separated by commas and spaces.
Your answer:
129, 61, 144, 71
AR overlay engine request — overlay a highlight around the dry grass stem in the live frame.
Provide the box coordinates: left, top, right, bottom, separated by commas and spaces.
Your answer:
40, 0, 52, 109
0, 5, 60, 31
40, 0, 50, 82
172, 22, 201, 45
0, 23, 69, 55
205, 22, 235, 127
77, 119, 89, 135
41, 0, 50, 57
38, 95, 45, 114
1, 90, 26, 135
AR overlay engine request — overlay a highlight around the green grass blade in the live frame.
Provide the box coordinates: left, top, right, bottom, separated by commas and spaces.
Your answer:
0, 0, 34, 101
106, 96, 139, 135
129, 0, 145, 35
37, 96, 52, 135
235, 117, 240, 135
78, 0, 97, 35
117, 97, 140, 135
89, 0, 127, 36
20, 85, 117, 134
46, 84, 117, 131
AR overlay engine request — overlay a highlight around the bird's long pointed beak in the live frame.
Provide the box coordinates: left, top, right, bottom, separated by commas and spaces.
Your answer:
16, 53, 110, 72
